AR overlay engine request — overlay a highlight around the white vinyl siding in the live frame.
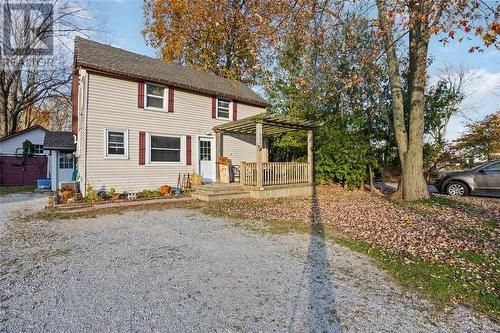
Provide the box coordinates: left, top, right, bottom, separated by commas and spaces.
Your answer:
82, 73, 265, 194
0, 128, 46, 155
76, 70, 88, 191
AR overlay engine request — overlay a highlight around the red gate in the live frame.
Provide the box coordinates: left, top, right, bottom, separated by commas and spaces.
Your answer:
0, 155, 48, 186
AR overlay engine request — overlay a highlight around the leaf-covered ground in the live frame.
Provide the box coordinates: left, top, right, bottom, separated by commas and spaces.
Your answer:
206, 185, 499, 317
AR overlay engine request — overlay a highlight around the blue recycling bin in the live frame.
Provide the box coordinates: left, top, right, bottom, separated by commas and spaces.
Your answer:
36, 178, 51, 190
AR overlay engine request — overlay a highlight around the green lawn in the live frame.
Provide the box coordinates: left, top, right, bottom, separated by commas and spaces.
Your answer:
0, 185, 37, 196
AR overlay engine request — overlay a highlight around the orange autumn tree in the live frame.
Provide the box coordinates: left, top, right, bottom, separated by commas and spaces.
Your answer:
375, 0, 498, 200
143, 0, 313, 83
454, 111, 500, 163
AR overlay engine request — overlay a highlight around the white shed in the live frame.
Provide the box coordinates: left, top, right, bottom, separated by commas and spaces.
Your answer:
0, 125, 48, 156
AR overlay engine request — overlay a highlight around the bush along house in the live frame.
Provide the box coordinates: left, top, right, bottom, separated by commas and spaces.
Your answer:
72, 37, 321, 200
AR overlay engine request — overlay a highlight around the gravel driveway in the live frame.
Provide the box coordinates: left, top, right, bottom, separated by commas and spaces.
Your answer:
1, 194, 498, 332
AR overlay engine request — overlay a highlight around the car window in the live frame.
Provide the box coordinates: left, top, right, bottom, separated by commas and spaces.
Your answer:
484, 162, 500, 171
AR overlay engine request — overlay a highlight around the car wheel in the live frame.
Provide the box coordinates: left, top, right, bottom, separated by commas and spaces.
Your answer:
446, 182, 469, 196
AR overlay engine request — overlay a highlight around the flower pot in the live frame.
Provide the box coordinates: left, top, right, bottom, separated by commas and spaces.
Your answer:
160, 185, 171, 195
111, 194, 120, 200
62, 190, 73, 198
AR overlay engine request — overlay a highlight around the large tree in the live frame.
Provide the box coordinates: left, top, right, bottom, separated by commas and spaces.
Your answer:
0, 0, 93, 136
143, 0, 315, 82
374, 0, 498, 200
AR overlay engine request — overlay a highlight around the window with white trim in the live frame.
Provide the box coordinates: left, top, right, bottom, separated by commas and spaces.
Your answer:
217, 98, 230, 119
149, 135, 181, 162
106, 130, 128, 157
33, 144, 44, 155
145, 83, 166, 110
59, 152, 74, 169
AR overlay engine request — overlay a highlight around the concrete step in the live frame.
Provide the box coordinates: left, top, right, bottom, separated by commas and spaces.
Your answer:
192, 190, 250, 201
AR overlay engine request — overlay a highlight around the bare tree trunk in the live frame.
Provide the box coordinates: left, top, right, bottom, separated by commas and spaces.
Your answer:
376, 0, 429, 200
2, 96, 8, 136
402, 0, 430, 200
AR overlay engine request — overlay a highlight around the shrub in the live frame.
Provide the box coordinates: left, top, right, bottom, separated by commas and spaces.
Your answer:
82, 185, 99, 202
139, 189, 161, 198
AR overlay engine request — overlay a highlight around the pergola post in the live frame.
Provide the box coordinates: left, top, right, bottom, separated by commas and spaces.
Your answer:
256, 122, 263, 189
307, 130, 313, 184
215, 131, 222, 182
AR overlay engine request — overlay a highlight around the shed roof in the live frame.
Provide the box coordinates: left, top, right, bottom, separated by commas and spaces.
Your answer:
43, 131, 76, 151
74, 37, 269, 108
0, 125, 47, 142
213, 113, 323, 136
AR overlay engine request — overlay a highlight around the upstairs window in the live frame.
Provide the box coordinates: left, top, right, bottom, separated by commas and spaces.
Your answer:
217, 98, 230, 119
145, 83, 166, 110
149, 135, 181, 163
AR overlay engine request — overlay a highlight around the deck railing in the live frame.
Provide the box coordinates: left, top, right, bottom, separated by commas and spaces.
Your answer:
240, 162, 310, 187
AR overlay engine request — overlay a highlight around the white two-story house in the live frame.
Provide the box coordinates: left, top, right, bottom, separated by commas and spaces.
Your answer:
72, 37, 270, 195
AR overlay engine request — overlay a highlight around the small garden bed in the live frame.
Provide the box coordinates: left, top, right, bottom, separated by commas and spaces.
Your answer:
53, 184, 193, 208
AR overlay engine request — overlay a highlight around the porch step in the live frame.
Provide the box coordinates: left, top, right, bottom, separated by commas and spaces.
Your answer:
192, 190, 250, 201
192, 183, 249, 201
193, 183, 244, 192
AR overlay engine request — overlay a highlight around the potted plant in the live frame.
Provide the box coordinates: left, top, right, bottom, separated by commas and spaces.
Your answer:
160, 185, 171, 196
60, 186, 74, 198
109, 187, 120, 200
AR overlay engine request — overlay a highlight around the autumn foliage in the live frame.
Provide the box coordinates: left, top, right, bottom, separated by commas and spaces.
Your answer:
143, 0, 314, 82
453, 111, 500, 162
143, 0, 499, 200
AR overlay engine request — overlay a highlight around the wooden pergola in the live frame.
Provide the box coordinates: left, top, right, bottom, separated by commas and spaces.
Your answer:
213, 113, 322, 189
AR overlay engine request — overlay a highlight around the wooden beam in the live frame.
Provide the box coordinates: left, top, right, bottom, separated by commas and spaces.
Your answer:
216, 132, 222, 182
256, 122, 263, 189
307, 130, 313, 184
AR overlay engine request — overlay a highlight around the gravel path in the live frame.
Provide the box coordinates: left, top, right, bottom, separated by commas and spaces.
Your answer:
0, 194, 498, 332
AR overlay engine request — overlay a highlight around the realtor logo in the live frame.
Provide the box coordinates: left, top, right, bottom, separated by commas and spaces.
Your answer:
2, 2, 53, 57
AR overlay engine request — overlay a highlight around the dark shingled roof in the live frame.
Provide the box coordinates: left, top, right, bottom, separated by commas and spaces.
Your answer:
74, 37, 269, 108
43, 131, 76, 151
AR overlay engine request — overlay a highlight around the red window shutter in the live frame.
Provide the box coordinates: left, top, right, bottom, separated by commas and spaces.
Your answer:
186, 135, 192, 165
233, 101, 238, 121
168, 88, 174, 113
211, 96, 216, 119
138, 82, 144, 108
139, 131, 145, 165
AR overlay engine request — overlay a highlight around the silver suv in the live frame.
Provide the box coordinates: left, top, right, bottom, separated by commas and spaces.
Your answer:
435, 160, 500, 197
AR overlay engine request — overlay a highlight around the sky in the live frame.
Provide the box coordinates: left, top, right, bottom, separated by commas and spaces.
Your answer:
87, 0, 499, 141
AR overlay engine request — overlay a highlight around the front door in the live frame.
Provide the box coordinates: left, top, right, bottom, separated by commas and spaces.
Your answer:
199, 137, 216, 183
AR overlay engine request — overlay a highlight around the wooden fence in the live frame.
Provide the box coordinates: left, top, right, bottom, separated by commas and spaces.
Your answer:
240, 162, 309, 186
